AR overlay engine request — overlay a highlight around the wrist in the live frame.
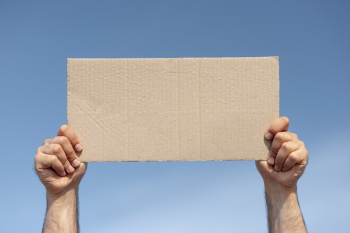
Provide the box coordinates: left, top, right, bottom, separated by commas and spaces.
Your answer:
47, 188, 78, 206
264, 182, 298, 207
264, 180, 297, 194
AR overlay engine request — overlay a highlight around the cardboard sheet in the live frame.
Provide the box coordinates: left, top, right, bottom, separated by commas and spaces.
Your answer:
67, 57, 279, 162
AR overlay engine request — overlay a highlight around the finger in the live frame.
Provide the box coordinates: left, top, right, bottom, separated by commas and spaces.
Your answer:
274, 140, 301, 171
282, 147, 308, 171
43, 139, 51, 146
289, 132, 298, 140
57, 125, 83, 152
50, 136, 81, 168
265, 117, 290, 140
35, 152, 66, 177
41, 144, 75, 174
49, 155, 67, 177
269, 132, 293, 160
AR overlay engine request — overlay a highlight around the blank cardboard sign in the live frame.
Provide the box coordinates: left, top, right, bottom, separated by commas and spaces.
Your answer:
67, 57, 279, 162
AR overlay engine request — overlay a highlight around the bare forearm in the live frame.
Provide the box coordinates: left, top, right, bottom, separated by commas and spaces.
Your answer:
43, 189, 79, 233
265, 184, 307, 233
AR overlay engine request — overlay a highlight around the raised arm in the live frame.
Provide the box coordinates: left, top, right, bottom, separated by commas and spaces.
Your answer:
34, 125, 87, 233
256, 117, 308, 233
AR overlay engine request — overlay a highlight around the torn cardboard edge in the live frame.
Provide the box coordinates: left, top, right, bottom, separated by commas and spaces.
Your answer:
68, 57, 279, 162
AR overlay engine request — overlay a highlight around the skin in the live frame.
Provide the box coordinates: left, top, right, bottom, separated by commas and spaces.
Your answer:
34, 125, 87, 233
35, 117, 308, 233
256, 117, 308, 233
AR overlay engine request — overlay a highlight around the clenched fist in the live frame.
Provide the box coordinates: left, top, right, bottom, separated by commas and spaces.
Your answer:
256, 117, 308, 189
34, 125, 87, 196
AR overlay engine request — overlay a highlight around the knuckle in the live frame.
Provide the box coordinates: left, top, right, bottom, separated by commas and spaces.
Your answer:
282, 132, 293, 141
51, 136, 59, 143
290, 132, 298, 139
36, 147, 42, 154
288, 152, 298, 162
281, 143, 289, 152
43, 139, 50, 145
284, 132, 293, 141
57, 136, 69, 145
51, 144, 62, 154
274, 132, 283, 142
283, 142, 294, 152
50, 155, 59, 164
274, 132, 290, 144
297, 140, 305, 148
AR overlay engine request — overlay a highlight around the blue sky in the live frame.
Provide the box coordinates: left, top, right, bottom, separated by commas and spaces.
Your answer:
1, 1, 349, 232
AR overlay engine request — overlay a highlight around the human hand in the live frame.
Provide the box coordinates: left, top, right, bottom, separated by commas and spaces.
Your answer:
34, 125, 87, 197
256, 117, 308, 190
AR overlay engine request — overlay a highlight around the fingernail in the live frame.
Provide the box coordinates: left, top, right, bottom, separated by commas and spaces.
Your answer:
274, 165, 279, 171
268, 157, 274, 165
72, 159, 80, 168
265, 132, 273, 140
74, 144, 83, 152
67, 165, 75, 173
61, 171, 66, 176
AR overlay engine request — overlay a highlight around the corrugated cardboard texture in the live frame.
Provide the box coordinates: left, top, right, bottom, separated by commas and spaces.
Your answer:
68, 57, 279, 162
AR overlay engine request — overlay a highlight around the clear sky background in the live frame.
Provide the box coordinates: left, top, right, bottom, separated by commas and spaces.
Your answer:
1, 1, 349, 232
